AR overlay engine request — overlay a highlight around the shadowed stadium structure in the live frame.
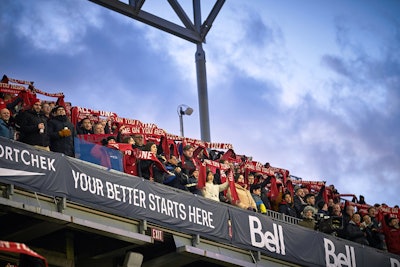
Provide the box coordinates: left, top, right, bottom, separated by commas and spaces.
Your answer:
1, 1, 399, 266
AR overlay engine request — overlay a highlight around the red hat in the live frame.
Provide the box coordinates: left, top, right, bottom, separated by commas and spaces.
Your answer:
0, 100, 6, 110
33, 97, 41, 104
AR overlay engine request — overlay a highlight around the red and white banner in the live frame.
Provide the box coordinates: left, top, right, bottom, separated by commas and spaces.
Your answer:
2, 75, 33, 85
182, 137, 233, 150
0, 82, 26, 94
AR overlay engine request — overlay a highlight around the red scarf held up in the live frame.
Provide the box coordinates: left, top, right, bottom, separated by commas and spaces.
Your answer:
197, 162, 206, 189
269, 176, 279, 201
286, 180, 294, 197
117, 144, 169, 175
227, 168, 239, 204
135, 149, 169, 173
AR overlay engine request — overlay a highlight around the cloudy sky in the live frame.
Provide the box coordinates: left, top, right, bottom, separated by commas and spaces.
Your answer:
1, 0, 399, 207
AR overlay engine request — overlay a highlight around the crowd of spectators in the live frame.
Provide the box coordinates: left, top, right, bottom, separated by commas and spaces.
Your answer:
0, 93, 75, 156
1, 87, 399, 256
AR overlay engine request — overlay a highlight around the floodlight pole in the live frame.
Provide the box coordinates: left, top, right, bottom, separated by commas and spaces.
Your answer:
177, 104, 193, 137
88, 0, 226, 142
195, 44, 211, 141
193, 0, 211, 142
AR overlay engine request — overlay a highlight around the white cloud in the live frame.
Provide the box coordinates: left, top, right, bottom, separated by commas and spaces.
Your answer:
14, 0, 102, 55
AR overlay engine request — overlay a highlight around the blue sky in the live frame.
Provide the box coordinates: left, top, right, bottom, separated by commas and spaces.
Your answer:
1, 0, 399, 207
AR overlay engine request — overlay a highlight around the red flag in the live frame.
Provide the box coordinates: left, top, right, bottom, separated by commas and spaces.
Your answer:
197, 162, 206, 189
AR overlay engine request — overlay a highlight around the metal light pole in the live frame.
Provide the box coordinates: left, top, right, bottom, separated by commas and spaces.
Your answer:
177, 104, 193, 137
88, 0, 225, 142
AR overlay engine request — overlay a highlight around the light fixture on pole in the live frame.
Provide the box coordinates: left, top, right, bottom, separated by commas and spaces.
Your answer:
177, 104, 193, 137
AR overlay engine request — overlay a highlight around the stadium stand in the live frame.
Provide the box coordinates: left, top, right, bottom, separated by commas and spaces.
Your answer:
1, 75, 399, 266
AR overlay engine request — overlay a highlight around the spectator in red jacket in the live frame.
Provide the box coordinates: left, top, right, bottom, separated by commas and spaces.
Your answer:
382, 216, 400, 255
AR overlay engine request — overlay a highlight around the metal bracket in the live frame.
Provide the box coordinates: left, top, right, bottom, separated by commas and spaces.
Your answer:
56, 197, 66, 212
253, 250, 261, 262
191, 234, 200, 247
2, 184, 14, 199
139, 219, 147, 235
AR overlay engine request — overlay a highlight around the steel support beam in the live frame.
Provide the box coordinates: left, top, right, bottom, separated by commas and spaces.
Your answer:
88, 0, 226, 141
168, 0, 196, 31
200, 0, 225, 41
89, 0, 201, 43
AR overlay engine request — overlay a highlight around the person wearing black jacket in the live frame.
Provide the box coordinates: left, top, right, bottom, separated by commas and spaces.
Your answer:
179, 144, 196, 176
18, 99, 50, 150
252, 173, 272, 210
345, 213, 369, 245
163, 155, 189, 191
294, 187, 308, 218
76, 117, 94, 135
47, 106, 76, 157
138, 142, 171, 183
278, 192, 297, 217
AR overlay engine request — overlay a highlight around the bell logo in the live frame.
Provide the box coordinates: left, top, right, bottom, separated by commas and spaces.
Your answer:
324, 238, 356, 267
391, 258, 400, 267
249, 215, 285, 255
